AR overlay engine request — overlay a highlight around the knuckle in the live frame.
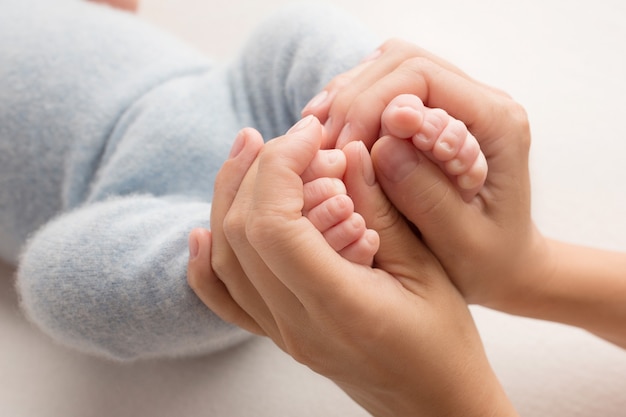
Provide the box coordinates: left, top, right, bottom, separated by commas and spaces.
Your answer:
503, 100, 532, 150
326, 72, 353, 94
346, 89, 386, 121
403, 55, 431, 68
397, 57, 435, 92
380, 37, 417, 57
245, 212, 278, 249
223, 208, 247, 245
210, 250, 230, 283
402, 55, 435, 73
504, 99, 529, 129
510, 102, 531, 133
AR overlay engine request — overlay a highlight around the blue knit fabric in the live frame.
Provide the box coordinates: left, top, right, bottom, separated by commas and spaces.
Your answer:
0, 0, 378, 360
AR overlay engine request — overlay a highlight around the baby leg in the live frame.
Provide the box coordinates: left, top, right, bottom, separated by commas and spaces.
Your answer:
381, 94, 488, 201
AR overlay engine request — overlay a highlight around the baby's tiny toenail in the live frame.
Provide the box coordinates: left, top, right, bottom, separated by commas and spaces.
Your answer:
326, 149, 342, 165
414, 133, 430, 145
438, 140, 453, 153
447, 158, 465, 174
458, 173, 477, 190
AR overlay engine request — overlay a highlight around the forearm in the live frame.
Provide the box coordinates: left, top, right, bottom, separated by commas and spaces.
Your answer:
515, 238, 626, 348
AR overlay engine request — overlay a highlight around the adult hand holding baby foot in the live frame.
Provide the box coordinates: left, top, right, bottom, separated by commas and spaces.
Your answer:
187, 34, 625, 417
303, 38, 542, 313
188, 116, 518, 417
306, 39, 626, 349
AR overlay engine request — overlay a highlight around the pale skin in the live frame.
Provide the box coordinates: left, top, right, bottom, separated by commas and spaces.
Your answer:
96, 0, 626, 407
188, 116, 519, 417
193, 94, 489, 269
306, 92, 487, 203
303, 39, 626, 348
283, 122, 381, 266
299, 95, 489, 266
187, 39, 625, 414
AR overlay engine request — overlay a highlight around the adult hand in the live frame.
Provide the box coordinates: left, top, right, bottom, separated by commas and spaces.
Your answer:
306, 38, 546, 312
188, 117, 518, 417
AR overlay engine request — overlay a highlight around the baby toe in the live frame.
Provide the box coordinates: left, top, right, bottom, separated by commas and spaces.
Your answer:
381, 94, 425, 138
432, 119, 467, 162
444, 132, 481, 176
457, 152, 488, 191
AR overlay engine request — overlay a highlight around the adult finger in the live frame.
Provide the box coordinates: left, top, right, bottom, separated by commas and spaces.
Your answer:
306, 38, 507, 145
199, 128, 270, 331
187, 227, 264, 336
335, 56, 523, 150
341, 141, 445, 290
245, 122, 442, 308
221, 117, 326, 339
307, 38, 481, 123
241, 117, 368, 305
370, 136, 475, 248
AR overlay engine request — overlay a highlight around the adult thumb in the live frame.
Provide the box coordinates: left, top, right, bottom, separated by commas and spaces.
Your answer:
371, 136, 469, 241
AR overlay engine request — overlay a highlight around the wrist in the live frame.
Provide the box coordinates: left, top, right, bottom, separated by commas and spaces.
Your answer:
340, 361, 519, 417
491, 236, 626, 348
480, 224, 553, 317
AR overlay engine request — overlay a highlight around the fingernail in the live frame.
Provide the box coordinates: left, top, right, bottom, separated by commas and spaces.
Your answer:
302, 90, 329, 114
360, 48, 382, 63
336, 123, 352, 148
229, 130, 246, 158
323, 116, 334, 137
379, 142, 421, 183
188, 234, 199, 260
325, 148, 342, 165
287, 114, 315, 134
357, 141, 376, 186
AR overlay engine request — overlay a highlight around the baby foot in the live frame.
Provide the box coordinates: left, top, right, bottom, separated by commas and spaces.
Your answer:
301, 154, 379, 266
381, 94, 488, 201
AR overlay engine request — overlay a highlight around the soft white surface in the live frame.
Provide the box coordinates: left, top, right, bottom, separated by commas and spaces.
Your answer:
2, 0, 626, 415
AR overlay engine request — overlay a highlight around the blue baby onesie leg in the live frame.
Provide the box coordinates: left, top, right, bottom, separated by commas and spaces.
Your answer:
2, 0, 249, 361
0, 0, 213, 263
226, 3, 380, 140
17, 196, 250, 360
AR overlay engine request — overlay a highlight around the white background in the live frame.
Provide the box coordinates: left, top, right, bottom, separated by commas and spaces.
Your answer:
2, 0, 626, 415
